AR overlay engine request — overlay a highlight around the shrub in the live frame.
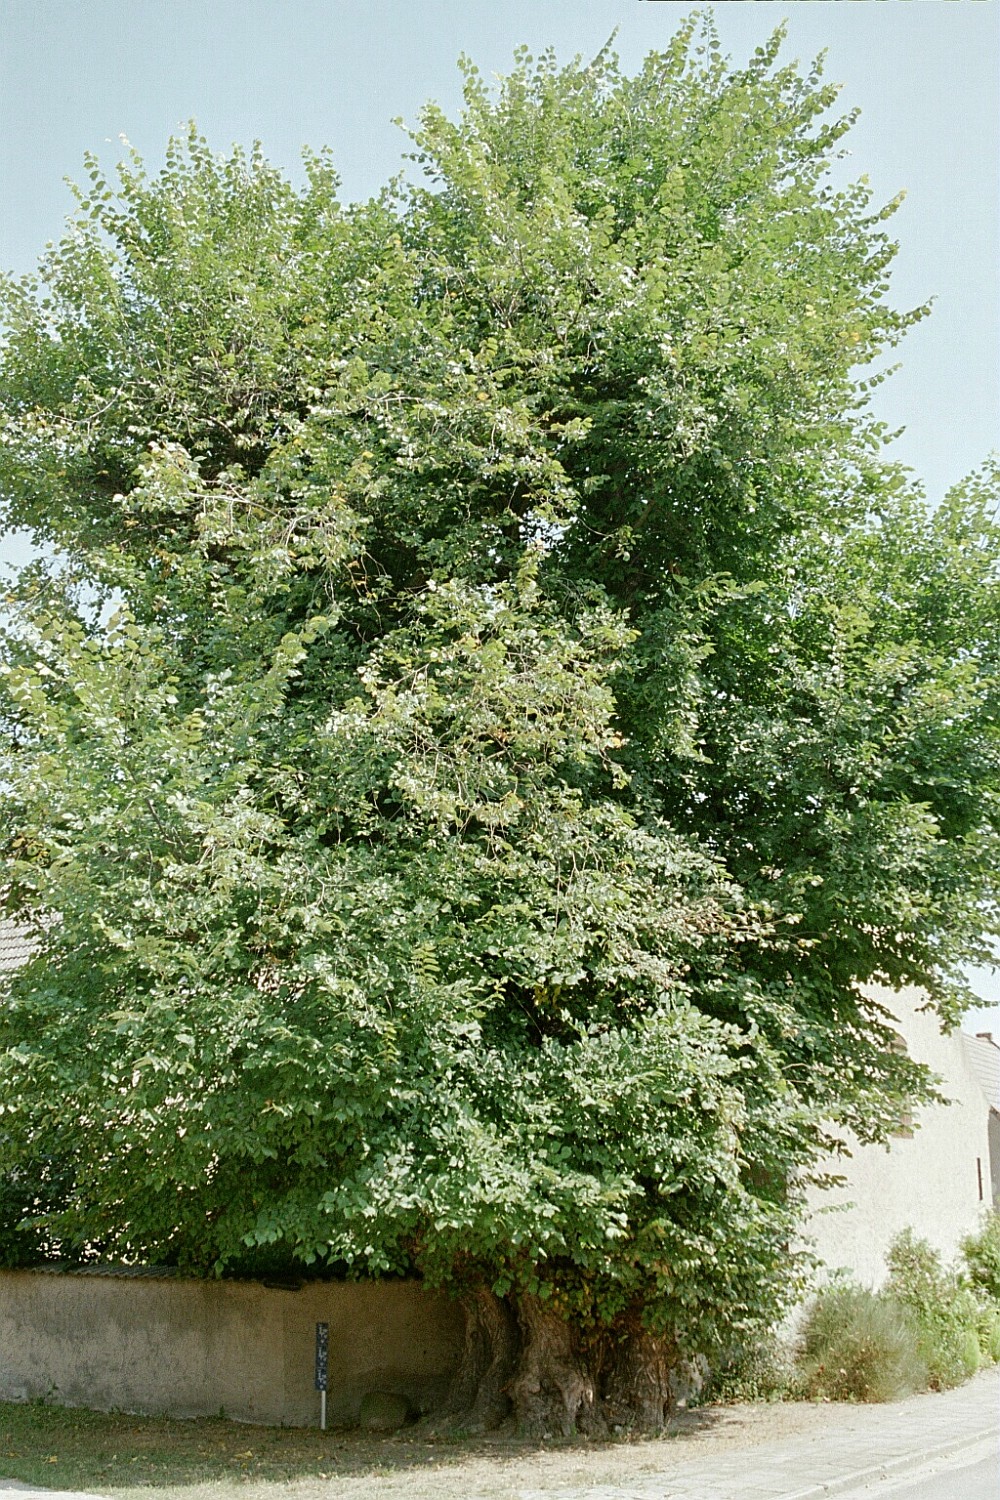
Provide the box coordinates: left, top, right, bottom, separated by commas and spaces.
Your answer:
785, 1227, 998, 1407
700, 1335, 796, 1404
962, 1212, 1000, 1305
796, 1285, 928, 1402
975, 1300, 1000, 1362
885, 1229, 981, 1388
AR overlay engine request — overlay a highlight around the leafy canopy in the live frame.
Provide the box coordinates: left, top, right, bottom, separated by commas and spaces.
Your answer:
1, 19, 997, 1357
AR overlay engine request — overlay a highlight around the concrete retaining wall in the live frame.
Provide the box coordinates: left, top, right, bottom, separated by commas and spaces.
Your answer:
0, 1271, 463, 1426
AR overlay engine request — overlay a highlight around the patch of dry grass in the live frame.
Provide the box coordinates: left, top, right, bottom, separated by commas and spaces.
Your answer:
0, 1395, 838, 1500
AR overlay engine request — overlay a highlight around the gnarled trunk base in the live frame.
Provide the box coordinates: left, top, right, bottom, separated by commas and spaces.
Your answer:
601, 1312, 676, 1434
425, 1289, 693, 1438
509, 1295, 604, 1438
423, 1287, 518, 1434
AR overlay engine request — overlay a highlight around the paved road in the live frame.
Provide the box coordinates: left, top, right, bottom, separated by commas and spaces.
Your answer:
834, 1438, 998, 1500
893, 1451, 997, 1500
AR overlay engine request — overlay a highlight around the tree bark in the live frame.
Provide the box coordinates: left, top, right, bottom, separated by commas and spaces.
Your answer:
424, 1287, 518, 1434
508, 1294, 603, 1438
600, 1309, 677, 1434
425, 1289, 692, 1438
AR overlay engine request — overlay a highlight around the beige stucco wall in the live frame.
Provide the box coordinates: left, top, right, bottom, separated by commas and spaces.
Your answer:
0, 1272, 463, 1425
802, 988, 993, 1288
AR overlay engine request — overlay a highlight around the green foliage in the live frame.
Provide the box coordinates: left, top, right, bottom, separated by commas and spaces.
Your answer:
751, 1225, 1000, 1406
698, 1334, 795, 1405
962, 1211, 1000, 1305
0, 1153, 79, 1269
795, 1285, 927, 1403
975, 1301, 1000, 1363
885, 1230, 983, 1389
0, 17, 998, 1380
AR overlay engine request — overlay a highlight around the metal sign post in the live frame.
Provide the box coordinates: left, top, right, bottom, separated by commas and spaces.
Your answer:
315, 1321, 329, 1430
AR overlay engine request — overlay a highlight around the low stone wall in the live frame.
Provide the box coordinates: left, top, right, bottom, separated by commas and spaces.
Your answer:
0, 1269, 463, 1426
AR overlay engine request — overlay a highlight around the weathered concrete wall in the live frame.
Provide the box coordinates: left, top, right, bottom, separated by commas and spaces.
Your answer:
802, 988, 994, 1288
0, 1271, 463, 1425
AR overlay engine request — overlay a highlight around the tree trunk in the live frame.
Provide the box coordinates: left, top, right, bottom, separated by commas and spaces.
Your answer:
508, 1294, 603, 1438
424, 1287, 518, 1434
425, 1289, 691, 1439
600, 1309, 677, 1434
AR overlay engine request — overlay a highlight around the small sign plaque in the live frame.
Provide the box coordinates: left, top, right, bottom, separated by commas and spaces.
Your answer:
314, 1321, 329, 1392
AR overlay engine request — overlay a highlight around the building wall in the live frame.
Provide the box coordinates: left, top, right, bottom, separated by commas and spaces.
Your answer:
989, 1111, 1000, 1207
802, 988, 993, 1288
0, 1271, 463, 1425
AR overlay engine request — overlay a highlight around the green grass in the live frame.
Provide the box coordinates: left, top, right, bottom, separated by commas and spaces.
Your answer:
0, 1397, 731, 1500
0, 1400, 472, 1493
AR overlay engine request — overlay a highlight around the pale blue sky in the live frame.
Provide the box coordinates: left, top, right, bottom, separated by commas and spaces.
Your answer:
1, 1, 998, 1018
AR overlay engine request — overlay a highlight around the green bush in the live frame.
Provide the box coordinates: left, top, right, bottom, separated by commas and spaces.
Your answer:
0, 1153, 78, 1269
785, 1227, 999, 1407
699, 1336, 796, 1404
796, 1285, 928, 1402
962, 1212, 1000, 1305
975, 1300, 1000, 1362
885, 1229, 981, 1388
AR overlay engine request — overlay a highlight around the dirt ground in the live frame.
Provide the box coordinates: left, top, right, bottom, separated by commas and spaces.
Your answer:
1, 1393, 856, 1500
245, 1400, 856, 1500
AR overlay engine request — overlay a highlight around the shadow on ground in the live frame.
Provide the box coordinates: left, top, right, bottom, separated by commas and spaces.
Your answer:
0, 1399, 728, 1494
